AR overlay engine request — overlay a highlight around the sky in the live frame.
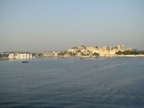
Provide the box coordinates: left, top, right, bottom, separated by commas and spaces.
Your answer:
0, 0, 144, 52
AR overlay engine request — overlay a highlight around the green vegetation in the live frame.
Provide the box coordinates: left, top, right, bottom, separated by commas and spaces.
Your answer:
137, 50, 144, 54
92, 52, 100, 56
0, 53, 9, 58
37, 53, 43, 57
116, 50, 144, 55
81, 52, 89, 56
81, 45, 86, 49
71, 47, 78, 49
67, 52, 76, 56
58, 52, 65, 56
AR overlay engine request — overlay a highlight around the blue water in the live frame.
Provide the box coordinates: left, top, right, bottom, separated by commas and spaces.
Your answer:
0, 58, 144, 108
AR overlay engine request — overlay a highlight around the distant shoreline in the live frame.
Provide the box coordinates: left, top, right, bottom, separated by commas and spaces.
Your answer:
1, 45, 144, 59
0, 55, 144, 61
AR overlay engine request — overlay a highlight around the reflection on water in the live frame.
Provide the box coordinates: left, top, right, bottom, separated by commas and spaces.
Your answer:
0, 58, 144, 108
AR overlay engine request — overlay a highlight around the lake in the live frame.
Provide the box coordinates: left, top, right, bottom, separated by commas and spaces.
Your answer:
0, 57, 144, 108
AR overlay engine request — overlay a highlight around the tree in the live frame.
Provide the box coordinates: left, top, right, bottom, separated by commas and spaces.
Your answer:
137, 50, 144, 54
81, 45, 86, 49
77, 50, 81, 52
58, 52, 65, 56
115, 51, 122, 55
67, 52, 76, 56
92, 52, 99, 57
116, 50, 138, 55
71, 47, 78, 49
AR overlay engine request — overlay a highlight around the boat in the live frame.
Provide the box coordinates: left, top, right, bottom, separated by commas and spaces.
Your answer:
22, 61, 29, 63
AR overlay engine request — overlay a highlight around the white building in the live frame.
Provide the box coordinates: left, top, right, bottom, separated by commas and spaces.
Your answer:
8, 53, 15, 59
8, 52, 34, 59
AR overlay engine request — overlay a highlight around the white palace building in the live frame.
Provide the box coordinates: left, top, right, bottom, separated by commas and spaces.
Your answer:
8, 52, 34, 59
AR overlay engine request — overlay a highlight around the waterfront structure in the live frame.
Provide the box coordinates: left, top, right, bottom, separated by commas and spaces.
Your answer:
43, 51, 60, 57
2, 45, 143, 59
42, 45, 138, 58
66, 45, 134, 57
8, 53, 15, 59
8, 52, 34, 59
43, 51, 53, 57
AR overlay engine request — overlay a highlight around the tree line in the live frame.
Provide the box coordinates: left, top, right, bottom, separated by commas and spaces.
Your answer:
116, 50, 144, 55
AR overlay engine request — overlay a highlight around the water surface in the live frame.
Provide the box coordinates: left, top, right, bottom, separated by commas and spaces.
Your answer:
0, 58, 144, 108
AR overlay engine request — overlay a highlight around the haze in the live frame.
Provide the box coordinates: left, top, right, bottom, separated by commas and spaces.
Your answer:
0, 0, 144, 52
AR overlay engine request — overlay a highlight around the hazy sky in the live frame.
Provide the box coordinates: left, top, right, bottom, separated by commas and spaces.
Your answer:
0, 0, 144, 52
